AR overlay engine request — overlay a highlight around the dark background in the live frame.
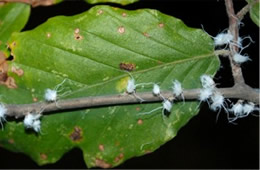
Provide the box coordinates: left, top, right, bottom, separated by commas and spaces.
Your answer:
0, 0, 259, 168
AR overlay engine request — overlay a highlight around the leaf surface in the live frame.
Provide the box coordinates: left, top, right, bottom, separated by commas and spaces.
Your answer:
0, 3, 30, 52
0, 6, 219, 168
249, 1, 259, 27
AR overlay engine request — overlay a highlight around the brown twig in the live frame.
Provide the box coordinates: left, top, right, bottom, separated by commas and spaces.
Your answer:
224, 0, 245, 85
237, 0, 260, 20
0, 0, 56, 7
5, 87, 259, 118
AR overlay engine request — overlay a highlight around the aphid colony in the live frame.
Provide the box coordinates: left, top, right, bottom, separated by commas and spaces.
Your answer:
126, 74, 258, 123
0, 79, 69, 132
0, 74, 258, 133
203, 27, 254, 65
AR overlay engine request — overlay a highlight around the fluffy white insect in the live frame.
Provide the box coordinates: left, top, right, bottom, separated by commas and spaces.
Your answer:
0, 103, 7, 130
138, 99, 173, 117
243, 102, 255, 116
199, 88, 213, 102
44, 79, 67, 102
126, 78, 136, 94
230, 102, 244, 117
153, 84, 160, 96
24, 113, 41, 133
233, 53, 251, 64
172, 80, 183, 97
210, 92, 227, 112
214, 33, 234, 46
163, 100, 173, 112
44, 89, 57, 102
200, 75, 215, 89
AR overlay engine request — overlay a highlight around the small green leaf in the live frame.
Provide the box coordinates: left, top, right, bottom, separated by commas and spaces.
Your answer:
0, 3, 30, 52
249, 1, 260, 26
0, 5, 219, 168
85, 0, 138, 5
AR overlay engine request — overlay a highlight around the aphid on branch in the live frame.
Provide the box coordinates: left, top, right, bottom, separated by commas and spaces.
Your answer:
0, 103, 7, 130
200, 74, 215, 89
23, 113, 42, 133
152, 84, 165, 100
125, 72, 153, 102
172, 80, 184, 101
44, 79, 70, 105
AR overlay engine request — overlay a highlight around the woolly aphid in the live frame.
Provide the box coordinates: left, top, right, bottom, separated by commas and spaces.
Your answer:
233, 53, 251, 64
229, 101, 258, 123
24, 113, 41, 133
200, 75, 215, 89
214, 32, 234, 47
172, 80, 184, 102
44, 79, 69, 103
0, 103, 7, 130
139, 99, 173, 118
152, 84, 165, 100
233, 39, 252, 64
210, 92, 228, 113
126, 73, 153, 102
201, 25, 234, 47
199, 88, 213, 104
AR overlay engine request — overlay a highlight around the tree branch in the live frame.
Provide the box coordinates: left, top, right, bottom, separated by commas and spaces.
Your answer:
0, 0, 56, 7
5, 86, 259, 119
237, 0, 260, 20
224, 0, 245, 85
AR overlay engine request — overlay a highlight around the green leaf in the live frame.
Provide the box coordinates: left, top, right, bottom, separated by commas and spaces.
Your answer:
0, 5, 219, 168
85, 0, 138, 5
249, 1, 260, 27
0, 3, 30, 52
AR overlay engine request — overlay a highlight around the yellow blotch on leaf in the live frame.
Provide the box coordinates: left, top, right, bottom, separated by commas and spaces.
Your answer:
116, 76, 129, 92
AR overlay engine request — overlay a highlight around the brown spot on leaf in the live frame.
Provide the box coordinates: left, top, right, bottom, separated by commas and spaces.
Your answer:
12, 41, 16, 47
136, 107, 140, 111
98, 144, 104, 151
74, 28, 80, 34
97, 9, 103, 15
74, 28, 83, 41
0, 52, 17, 88
119, 62, 136, 71
4, 77, 17, 89
8, 139, 14, 144
114, 153, 124, 163
137, 119, 143, 125
33, 97, 38, 102
46, 32, 51, 38
159, 22, 164, 28
74, 34, 83, 41
95, 158, 112, 168
122, 12, 127, 17
118, 26, 125, 34
11, 66, 24, 76
145, 150, 152, 154
40, 153, 48, 160
143, 32, 150, 37
69, 126, 83, 142
0, 52, 8, 83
